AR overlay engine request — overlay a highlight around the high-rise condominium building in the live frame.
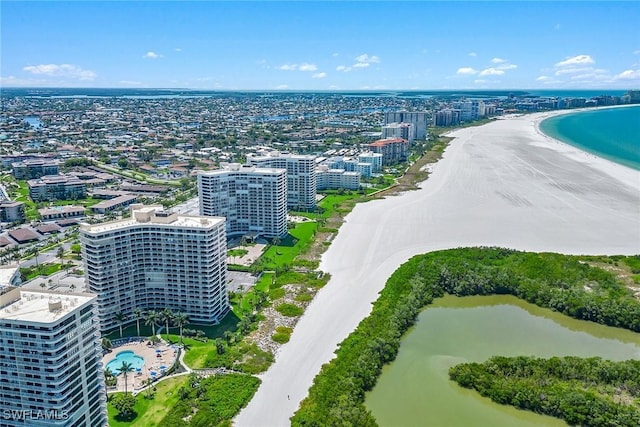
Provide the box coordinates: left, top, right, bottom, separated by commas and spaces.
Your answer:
80, 205, 228, 333
0, 287, 107, 427
384, 111, 428, 139
247, 152, 317, 210
198, 164, 287, 238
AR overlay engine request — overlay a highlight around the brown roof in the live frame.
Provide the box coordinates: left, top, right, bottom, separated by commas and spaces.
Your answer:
369, 138, 407, 147
8, 228, 41, 243
37, 224, 61, 234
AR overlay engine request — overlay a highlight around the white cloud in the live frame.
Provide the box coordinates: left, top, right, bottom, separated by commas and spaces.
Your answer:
479, 68, 505, 76
276, 84, 289, 90
174, 48, 182, 52
468, 52, 477, 57
298, 63, 318, 72
614, 69, 640, 80
353, 62, 370, 69
143, 51, 163, 59
119, 80, 142, 85
474, 79, 487, 84
355, 54, 380, 64
312, 72, 327, 79
332, 52, 339, 57
497, 63, 517, 70
336, 65, 352, 72
554, 24, 561, 30
23, 64, 96, 80
555, 54, 594, 67
633, 50, 640, 55
536, 75, 551, 81
278, 63, 317, 72
491, 57, 506, 64
456, 67, 478, 75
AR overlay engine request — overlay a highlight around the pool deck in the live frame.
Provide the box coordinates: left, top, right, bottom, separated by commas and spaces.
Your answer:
103, 338, 178, 393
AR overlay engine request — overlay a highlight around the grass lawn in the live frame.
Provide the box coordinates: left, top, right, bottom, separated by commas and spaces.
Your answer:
107, 376, 189, 427
260, 221, 317, 270
20, 263, 62, 281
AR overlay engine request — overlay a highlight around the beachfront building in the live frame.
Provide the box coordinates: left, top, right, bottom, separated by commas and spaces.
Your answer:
246, 151, 317, 211
433, 109, 462, 127
381, 122, 416, 143
11, 159, 60, 180
80, 205, 228, 333
368, 138, 409, 165
0, 287, 107, 426
358, 152, 383, 173
316, 166, 360, 190
27, 175, 86, 202
384, 111, 428, 139
198, 164, 287, 239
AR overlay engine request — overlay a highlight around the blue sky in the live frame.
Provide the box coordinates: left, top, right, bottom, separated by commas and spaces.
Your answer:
1, 1, 639, 90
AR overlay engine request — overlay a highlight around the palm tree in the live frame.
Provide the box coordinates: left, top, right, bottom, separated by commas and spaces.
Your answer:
56, 246, 64, 265
273, 236, 281, 255
133, 308, 144, 337
173, 312, 189, 344
118, 361, 135, 394
160, 308, 174, 338
114, 312, 127, 338
145, 310, 158, 336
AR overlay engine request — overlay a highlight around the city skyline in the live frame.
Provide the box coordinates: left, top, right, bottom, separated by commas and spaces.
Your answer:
2, 1, 639, 90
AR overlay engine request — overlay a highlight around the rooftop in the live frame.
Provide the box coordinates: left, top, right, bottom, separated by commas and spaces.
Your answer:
0, 288, 95, 324
81, 204, 225, 234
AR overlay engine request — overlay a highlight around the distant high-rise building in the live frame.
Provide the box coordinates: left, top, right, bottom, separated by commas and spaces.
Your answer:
433, 109, 461, 127
80, 205, 228, 332
381, 122, 416, 142
0, 287, 107, 427
368, 138, 409, 165
198, 164, 287, 238
384, 111, 428, 139
246, 152, 317, 210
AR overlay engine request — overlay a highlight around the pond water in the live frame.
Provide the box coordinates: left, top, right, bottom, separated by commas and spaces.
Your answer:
365, 295, 640, 427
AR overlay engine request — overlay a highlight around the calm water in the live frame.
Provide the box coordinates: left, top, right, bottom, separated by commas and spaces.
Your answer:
365, 295, 640, 427
539, 106, 640, 170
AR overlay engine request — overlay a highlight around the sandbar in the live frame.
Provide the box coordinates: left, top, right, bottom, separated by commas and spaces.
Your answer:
235, 110, 640, 426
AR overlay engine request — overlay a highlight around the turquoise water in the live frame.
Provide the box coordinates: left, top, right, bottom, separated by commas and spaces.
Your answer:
105, 350, 145, 374
539, 106, 640, 170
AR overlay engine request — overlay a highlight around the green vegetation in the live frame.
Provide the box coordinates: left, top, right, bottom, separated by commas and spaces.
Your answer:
275, 303, 303, 317
158, 374, 260, 427
292, 248, 640, 426
227, 249, 248, 258
107, 377, 188, 427
272, 326, 293, 344
20, 263, 62, 281
450, 356, 640, 426
258, 222, 317, 270
200, 342, 274, 374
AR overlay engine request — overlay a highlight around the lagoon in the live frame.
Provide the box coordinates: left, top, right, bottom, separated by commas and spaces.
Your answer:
365, 295, 640, 427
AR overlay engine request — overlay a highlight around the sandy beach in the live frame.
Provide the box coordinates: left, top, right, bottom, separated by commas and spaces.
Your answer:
235, 111, 640, 426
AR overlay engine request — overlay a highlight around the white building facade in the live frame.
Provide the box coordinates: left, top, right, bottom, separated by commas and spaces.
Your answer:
316, 166, 360, 190
198, 164, 287, 238
80, 205, 228, 333
247, 152, 317, 211
0, 288, 107, 427
358, 152, 383, 173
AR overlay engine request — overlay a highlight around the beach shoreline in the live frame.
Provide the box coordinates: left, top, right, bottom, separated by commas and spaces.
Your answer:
235, 109, 640, 426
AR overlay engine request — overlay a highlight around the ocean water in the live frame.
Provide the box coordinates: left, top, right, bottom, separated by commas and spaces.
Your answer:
539, 106, 640, 170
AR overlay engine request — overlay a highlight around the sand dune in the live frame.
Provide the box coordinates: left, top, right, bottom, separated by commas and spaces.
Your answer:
235, 111, 640, 426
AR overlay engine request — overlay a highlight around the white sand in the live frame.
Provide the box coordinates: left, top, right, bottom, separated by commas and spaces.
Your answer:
235, 111, 640, 426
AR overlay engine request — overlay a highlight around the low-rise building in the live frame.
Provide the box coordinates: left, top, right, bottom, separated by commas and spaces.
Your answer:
90, 194, 137, 214
39, 205, 86, 220
358, 152, 383, 173
28, 175, 86, 202
316, 166, 360, 190
11, 158, 60, 180
0, 201, 25, 223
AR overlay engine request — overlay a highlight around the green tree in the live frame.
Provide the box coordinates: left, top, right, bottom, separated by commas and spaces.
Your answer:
174, 311, 189, 344
101, 337, 112, 352
118, 361, 135, 394
114, 312, 127, 338
215, 338, 226, 354
160, 308, 174, 338
133, 308, 144, 337
112, 392, 136, 419
145, 310, 158, 336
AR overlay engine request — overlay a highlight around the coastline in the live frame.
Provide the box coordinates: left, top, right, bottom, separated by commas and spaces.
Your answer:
235, 110, 640, 426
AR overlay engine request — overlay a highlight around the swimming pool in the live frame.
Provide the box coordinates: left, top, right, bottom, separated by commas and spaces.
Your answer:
105, 350, 145, 375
